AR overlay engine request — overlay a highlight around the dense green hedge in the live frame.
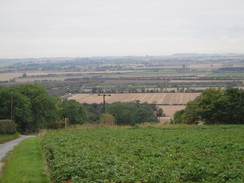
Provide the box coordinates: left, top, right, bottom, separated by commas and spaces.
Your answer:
0, 120, 16, 134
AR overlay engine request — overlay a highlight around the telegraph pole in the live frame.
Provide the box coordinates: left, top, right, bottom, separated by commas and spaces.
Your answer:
10, 92, 13, 120
98, 94, 111, 113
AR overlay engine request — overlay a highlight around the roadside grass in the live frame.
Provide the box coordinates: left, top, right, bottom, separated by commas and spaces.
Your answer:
0, 134, 19, 144
0, 137, 49, 183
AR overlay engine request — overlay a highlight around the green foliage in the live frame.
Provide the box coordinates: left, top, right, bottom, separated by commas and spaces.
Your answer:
106, 101, 158, 125
0, 83, 60, 131
83, 103, 103, 123
42, 126, 244, 182
0, 88, 32, 131
16, 83, 60, 129
0, 133, 19, 143
173, 87, 244, 124
100, 113, 116, 125
47, 120, 65, 129
61, 99, 88, 125
171, 109, 185, 124
182, 100, 200, 124
156, 108, 164, 117
0, 120, 16, 134
223, 88, 244, 124
197, 88, 228, 124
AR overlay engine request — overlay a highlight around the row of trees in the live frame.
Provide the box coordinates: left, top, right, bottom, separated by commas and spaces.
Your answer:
0, 83, 61, 131
172, 88, 244, 124
0, 83, 159, 132
106, 101, 158, 125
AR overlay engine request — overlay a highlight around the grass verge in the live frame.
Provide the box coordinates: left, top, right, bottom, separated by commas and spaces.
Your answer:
0, 134, 19, 144
0, 137, 49, 183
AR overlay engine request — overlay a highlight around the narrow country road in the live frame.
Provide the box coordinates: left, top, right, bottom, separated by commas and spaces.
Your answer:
0, 135, 35, 161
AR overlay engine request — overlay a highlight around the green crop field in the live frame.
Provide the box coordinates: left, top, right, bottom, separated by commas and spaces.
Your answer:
206, 73, 244, 78
42, 125, 244, 183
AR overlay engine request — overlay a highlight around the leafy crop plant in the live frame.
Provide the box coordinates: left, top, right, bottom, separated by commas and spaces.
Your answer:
42, 125, 244, 183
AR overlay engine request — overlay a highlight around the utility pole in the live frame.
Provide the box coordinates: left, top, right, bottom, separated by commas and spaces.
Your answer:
98, 94, 111, 114
10, 92, 13, 120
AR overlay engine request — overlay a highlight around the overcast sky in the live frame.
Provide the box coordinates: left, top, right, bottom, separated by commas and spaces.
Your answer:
0, 0, 244, 58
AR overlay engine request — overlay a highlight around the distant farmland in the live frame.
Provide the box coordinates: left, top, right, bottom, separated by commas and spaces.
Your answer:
68, 93, 200, 105
67, 93, 199, 117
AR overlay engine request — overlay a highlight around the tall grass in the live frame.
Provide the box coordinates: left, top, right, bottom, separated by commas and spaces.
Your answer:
0, 134, 19, 144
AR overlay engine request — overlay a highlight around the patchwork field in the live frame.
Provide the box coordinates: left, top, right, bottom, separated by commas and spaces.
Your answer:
68, 93, 200, 105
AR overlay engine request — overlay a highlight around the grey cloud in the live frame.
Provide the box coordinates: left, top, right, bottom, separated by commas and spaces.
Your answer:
0, 0, 244, 58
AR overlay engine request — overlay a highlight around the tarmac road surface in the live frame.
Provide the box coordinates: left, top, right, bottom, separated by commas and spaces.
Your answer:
0, 135, 35, 161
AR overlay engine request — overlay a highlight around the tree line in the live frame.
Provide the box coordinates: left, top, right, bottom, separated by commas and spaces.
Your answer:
0, 83, 160, 132
172, 87, 244, 124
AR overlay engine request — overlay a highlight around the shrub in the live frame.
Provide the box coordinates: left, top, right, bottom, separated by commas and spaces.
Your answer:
0, 120, 16, 134
47, 120, 65, 129
100, 113, 116, 125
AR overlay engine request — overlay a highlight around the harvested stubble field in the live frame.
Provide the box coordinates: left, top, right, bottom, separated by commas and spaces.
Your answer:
0, 73, 23, 81
169, 79, 235, 83
68, 93, 200, 105
159, 105, 186, 117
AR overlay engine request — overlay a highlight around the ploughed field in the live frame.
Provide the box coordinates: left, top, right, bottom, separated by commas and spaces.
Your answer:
42, 125, 244, 183
68, 93, 200, 105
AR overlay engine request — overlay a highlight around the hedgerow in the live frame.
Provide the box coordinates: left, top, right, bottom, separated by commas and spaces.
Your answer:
0, 120, 16, 134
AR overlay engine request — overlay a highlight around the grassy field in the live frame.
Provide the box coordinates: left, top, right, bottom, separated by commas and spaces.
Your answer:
206, 73, 244, 78
0, 137, 49, 183
42, 125, 244, 182
0, 134, 19, 144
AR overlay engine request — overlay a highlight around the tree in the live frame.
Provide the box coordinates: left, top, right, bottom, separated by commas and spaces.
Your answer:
83, 103, 103, 123
0, 88, 32, 131
182, 101, 200, 124
223, 88, 244, 124
156, 108, 164, 119
0, 83, 61, 131
171, 109, 185, 124
106, 101, 158, 125
172, 87, 244, 125
61, 99, 87, 125
15, 83, 60, 129
197, 88, 228, 124
92, 87, 97, 93
22, 73, 27, 78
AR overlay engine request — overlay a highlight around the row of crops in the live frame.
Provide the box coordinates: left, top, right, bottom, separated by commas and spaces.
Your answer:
41, 126, 244, 182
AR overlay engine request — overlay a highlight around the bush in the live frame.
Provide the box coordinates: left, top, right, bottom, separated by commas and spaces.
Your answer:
100, 113, 116, 125
0, 120, 16, 134
47, 120, 65, 129
171, 109, 185, 124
